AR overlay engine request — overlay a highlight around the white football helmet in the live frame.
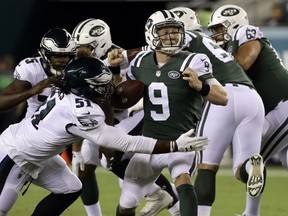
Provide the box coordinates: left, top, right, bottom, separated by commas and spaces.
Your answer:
145, 10, 185, 55
72, 18, 112, 58
39, 28, 76, 76
208, 4, 249, 45
170, 7, 202, 32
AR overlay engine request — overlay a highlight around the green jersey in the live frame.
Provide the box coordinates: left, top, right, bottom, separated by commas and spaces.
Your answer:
226, 25, 288, 113
126, 50, 213, 140
185, 30, 254, 88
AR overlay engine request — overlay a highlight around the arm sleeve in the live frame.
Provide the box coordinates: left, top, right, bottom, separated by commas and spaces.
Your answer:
68, 123, 156, 154
234, 25, 263, 46
188, 53, 214, 79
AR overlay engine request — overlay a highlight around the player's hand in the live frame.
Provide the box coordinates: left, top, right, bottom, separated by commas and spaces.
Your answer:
176, 129, 208, 152
29, 77, 56, 95
127, 97, 143, 116
182, 67, 202, 91
99, 146, 116, 171
72, 151, 85, 176
107, 49, 124, 67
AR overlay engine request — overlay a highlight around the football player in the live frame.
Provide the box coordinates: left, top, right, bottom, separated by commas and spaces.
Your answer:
208, 4, 288, 216
0, 57, 208, 215
0, 28, 76, 117
107, 10, 228, 216
171, 6, 267, 216
71, 18, 184, 216
0, 27, 77, 215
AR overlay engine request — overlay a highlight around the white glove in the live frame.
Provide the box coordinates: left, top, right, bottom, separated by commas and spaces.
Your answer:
127, 97, 143, 116
175, 129, 208, 152
72, 151, 85, 176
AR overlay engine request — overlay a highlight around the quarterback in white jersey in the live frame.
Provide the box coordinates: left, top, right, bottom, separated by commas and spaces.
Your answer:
0, 57, 208, 215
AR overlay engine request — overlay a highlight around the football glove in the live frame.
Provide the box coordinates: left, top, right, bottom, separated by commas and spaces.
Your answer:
176, 129, 208, 152
72, 151, 85, 176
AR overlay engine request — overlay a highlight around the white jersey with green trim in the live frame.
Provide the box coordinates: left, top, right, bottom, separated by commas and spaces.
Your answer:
14, 56, 52, 118
0, 89, 156, 178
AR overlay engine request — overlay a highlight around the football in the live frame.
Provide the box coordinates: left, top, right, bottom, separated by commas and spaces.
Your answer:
111, 80, 144, 109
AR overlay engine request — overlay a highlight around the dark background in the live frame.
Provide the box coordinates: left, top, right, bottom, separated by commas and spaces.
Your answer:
0, 0, 184, 64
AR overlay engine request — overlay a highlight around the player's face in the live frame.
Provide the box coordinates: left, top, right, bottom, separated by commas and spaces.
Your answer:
210, 25, 225, 43
157, 26, 182, 46
49, 55, 72, 71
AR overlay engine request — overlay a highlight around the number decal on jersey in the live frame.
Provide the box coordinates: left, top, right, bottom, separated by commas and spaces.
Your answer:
148, 82, 170, 121
202, 37, 232, 63
31, 98, 56, 129
25, 58, 39, 64
246, 28, 256, 40
203, 61, 210, 72
75, 98, 92, 108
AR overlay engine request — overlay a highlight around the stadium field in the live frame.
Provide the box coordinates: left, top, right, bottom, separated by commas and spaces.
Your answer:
10, 165, 288, 216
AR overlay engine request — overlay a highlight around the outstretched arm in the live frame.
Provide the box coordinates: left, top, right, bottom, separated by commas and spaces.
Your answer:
68, 125, 208, 154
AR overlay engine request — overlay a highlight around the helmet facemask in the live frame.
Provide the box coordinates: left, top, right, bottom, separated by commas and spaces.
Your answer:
39, 51, 75, 76
70, 81, 115, 104
208, 21, 231, 47
145, 10, 185, 55
154, 24, 185, 55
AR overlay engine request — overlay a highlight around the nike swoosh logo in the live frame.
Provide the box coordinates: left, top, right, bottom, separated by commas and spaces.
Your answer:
201, 58, 206, 61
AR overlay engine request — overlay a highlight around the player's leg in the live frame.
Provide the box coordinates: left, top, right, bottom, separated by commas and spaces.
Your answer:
195, 98, 236, 216
241, 100, 288, 216
0, 153, 31, 215
115, 110, 179, 215
261, 100, 288, 163
117, 153, 165, 215
78, 139, 102, 216
32, 155, 82, 215
109, 151, 175, 216
231, 86, 265, 216
168, 151, 198, 216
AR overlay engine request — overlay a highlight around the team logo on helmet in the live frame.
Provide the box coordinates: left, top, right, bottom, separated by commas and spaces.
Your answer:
85, 71, 112, 86
221, 7, 240, 16
172, 10, 185, 19
145, 18, 153, 30
89, 25, 105, 37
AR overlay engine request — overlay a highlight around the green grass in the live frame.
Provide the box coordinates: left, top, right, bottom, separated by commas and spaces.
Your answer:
9, 166, 288, 216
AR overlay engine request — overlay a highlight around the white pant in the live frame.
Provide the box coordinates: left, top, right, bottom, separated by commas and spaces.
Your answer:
119, 151, 197, 208
198, 84, 265, 175
261, 99, 288, 162
0, 149, 82, 214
